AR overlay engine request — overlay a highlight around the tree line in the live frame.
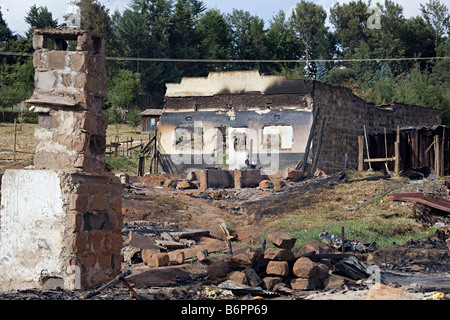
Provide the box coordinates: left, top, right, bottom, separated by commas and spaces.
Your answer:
0, 0, 449, 125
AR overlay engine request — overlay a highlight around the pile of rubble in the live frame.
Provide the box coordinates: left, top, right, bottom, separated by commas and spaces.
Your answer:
201, 232, 377, 294
121, 220, 214, 267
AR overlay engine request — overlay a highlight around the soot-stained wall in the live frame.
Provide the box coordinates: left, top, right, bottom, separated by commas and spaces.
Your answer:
157, 71, 441, 175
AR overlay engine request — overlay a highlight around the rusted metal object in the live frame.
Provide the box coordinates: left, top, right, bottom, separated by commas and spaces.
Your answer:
388, 192, 450, 213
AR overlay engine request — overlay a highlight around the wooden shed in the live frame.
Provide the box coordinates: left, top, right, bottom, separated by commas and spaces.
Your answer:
141, 109, 163, 133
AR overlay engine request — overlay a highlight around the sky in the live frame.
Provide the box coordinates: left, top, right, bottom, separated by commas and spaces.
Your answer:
1, 0, 427, 37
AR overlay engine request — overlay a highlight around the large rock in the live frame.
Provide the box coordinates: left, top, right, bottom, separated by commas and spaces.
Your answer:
243, 268, 262, 287
266, 261, 290, 277
290, 277, 319, 290
268, 232, 297, 249
292, 257, 318, 278
207, 255, 232, 280
263, 248, 294, 261
143, 252, 170, 267
227, 271, 248, 285
229, 250, 257, 268
262, 277, 283, 290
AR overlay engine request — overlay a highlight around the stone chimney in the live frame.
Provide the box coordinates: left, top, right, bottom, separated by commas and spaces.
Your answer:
25, 28, 108, 172
0, 29, 122, 291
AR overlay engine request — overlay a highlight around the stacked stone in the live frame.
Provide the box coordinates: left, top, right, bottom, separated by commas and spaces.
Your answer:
26, 29, 108, 173
207, 232, 336, 292
64, 173, 123, 289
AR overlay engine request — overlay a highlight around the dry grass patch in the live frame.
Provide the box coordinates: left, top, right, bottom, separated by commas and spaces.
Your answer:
259, 173, 433, 249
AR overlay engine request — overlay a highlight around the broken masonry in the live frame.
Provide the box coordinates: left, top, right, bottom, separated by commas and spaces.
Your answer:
0, 29, 123, 291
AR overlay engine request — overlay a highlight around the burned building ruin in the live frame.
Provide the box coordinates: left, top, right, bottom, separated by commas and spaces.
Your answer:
155, 71, 442, 176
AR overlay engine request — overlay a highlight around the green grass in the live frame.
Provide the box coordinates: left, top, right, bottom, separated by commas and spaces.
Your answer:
106, 155, 139, 175
256, 173, 435, 251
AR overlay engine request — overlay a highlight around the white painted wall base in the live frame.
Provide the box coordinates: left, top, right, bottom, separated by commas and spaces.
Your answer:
0, 170, 67, 291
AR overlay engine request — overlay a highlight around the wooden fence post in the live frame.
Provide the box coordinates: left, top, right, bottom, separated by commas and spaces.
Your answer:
358, 136, 364, 171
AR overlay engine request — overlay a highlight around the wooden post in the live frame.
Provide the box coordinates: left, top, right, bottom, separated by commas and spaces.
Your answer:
358, 136, 364, 171
363, 125, 372, 170
299, 106, 320, 171
154, 129, 158, 173
434, 135, 440, 177
311, 116, 326, 176
441, 127, 445, 177
13, 118, 17, 161
384, 128, 390, 173
394, 125, 400, 174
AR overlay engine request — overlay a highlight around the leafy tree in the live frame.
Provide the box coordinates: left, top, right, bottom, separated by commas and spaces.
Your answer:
329, 0, 368, 58
227, 9, 267, 70
129, 0, 177, 106
367, 63, 396, 104
266, 10, 301, 74
0, 6, 16, 47
369, 0, 407, 76
401, 16, 436, 69
290, 0, 330, 77
24, 5, 58, 38
196, 9, 233, 72
73, 0, 112, 37
117, 9, 148, 73
324, 67, 357, 86
169, 0, 206, 75
127, 107, 142, 133
420, 0, 449, 54
107, 68, 141, 111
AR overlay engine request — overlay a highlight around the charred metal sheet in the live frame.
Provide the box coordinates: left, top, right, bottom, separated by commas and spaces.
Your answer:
388, 192, 450, 213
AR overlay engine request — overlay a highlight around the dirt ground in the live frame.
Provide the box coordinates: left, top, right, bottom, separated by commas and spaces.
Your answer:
1, 171, 449, 301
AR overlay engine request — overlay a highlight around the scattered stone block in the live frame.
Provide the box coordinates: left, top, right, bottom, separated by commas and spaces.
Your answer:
364, 284, 419, 300
266, 261, 289, 277
143, 251, 170, 267
259, 180, 274, 189
296, 239, 336, 256
292, 257, 318, 278
230, 250, 257, 268
196, 250, 209, 262
290, 277, 319, 290
268, 232, 297, 249
262, 276, 283, 290
227, 271, 248, 285
324, 274, 349, 290
163, 179, 178, 189
283, 169, 305, 181
243, 268, 262, 287
263, 248, 294, 261
252, 248, 269, 273
177, 180, 195, 190
272, 180, 285, 191
168, 251, 185, 265
207, 255, 232, 280
315, 263, 330, 280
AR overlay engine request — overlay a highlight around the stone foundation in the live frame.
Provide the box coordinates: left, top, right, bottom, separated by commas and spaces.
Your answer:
0, 170, 122, 291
